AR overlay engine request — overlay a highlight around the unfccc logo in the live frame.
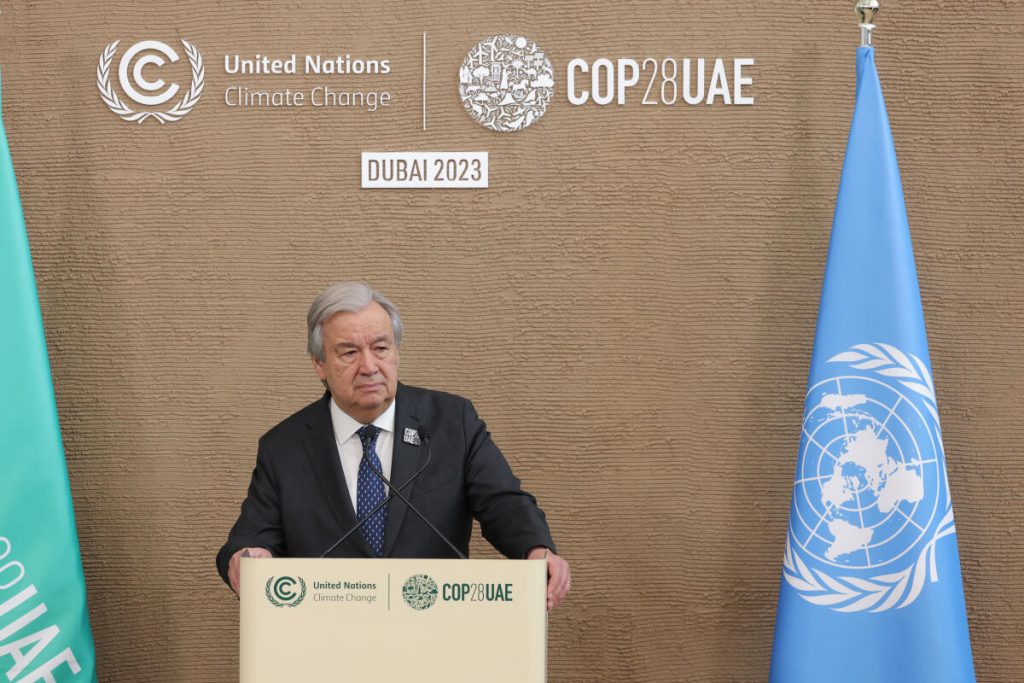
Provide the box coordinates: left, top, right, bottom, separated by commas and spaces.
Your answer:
264, 576, 307, 608
97, 39, 205, 123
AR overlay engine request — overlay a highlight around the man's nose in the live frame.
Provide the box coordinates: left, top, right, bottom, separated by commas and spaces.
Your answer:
357, 350, 379, 375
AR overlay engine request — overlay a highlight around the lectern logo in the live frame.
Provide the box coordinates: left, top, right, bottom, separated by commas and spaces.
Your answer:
265, 576, 307, 607
458, 34, 554, 132
97, 39, 205, 123
402, 574, 438, 611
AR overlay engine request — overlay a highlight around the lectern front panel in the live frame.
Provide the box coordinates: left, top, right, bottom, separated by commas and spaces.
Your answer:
240, 558, 547, 682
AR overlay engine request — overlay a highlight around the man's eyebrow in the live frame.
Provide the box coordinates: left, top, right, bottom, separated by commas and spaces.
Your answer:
331, 335, 391, 350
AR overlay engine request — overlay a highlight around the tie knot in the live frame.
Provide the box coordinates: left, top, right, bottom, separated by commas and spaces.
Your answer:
357, 424, 380, 447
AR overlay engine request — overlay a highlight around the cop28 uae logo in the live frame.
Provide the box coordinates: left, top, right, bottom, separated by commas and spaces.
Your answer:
401, 574, 438, 611
458, 34, 554, 132
783, 343, 957, 612
97, 40, 205, 123
265, 576, 307, 607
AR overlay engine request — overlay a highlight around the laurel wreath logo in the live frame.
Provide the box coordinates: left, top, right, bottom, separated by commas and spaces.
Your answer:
265, 576, 307, 608
782, 342, 956, 612
96, 40, 204, 123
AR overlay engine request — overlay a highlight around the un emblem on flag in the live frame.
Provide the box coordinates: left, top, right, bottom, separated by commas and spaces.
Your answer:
783, 343, 957, 612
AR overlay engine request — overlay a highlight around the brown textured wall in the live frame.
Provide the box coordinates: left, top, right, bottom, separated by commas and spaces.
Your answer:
1, 1, 1022, 680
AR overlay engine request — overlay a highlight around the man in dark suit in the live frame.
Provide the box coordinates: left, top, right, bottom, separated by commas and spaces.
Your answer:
217, 282, 570, 610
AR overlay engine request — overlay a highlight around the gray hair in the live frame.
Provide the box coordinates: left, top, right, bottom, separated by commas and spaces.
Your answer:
307, 282, 403, 361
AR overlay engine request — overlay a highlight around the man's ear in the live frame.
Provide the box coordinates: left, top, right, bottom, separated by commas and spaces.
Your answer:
312, 355, 327, 381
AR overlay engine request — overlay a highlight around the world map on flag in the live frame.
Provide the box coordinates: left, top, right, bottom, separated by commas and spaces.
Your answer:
791, 377, 942, 570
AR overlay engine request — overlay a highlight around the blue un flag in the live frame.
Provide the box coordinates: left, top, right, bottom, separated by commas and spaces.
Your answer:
769, 48, 975, 683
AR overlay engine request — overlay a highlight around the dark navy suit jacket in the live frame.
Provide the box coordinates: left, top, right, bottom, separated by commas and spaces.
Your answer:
216, 384, 555, 585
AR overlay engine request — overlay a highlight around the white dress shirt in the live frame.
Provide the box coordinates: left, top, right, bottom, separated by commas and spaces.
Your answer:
329, 398, 395, 512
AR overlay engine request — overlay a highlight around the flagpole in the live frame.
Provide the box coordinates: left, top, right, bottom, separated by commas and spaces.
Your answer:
856, 0, 879, 47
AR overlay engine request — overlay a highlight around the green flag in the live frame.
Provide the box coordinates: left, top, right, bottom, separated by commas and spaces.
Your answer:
0, 72, 98, 682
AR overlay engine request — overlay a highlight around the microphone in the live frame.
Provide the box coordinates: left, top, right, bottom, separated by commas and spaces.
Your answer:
319, 425, 429, 558
319, 426, 465, 559
360, 429, 466, 560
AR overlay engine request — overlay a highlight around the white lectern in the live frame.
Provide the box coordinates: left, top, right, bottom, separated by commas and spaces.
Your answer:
240, 558, 547, 682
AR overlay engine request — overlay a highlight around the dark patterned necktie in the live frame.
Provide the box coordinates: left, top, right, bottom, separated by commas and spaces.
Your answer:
356, 424, 387, 557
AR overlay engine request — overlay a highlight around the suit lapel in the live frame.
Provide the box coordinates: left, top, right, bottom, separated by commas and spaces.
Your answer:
303, 393, 373, 557
384, 385, 424, 557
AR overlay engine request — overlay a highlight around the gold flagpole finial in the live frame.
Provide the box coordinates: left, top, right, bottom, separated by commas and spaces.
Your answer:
856, 0, 879, 47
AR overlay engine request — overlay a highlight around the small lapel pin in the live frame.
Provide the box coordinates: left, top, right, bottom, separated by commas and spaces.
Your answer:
403, 427, 421, 446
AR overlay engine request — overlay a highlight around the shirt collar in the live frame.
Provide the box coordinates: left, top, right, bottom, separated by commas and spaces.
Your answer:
328, 396, 396, 443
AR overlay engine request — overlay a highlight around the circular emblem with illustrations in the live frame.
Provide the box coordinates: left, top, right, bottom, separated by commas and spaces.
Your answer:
458, 34, 554, 132
783, 343, 957, 612
402, 574, 438, 611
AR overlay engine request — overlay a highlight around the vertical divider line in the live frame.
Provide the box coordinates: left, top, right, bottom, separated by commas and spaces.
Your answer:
422, 32, 428, 130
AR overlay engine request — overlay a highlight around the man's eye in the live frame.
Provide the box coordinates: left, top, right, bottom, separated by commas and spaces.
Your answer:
374, 346, 388, 353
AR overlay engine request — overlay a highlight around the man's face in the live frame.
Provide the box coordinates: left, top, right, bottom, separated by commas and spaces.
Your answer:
313, 302, 399, 423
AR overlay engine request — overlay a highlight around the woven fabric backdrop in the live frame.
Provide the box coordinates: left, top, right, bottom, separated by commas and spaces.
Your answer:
1, 1, 1021, 680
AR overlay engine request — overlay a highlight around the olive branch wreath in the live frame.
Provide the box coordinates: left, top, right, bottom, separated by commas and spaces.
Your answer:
264, 577, 307, 608
782, 342, 956, 612
96, 40, 204, 123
